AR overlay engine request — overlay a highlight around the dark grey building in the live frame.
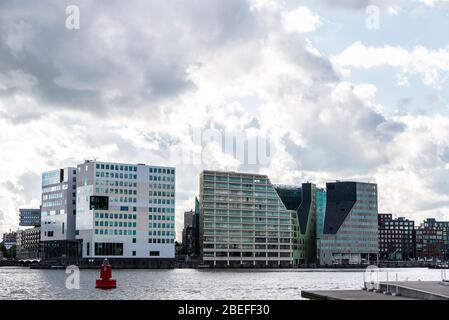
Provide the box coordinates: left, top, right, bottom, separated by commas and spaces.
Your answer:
183, 197, 200, 257
182, 210, 194, 253
318, 181, 379, 265
275, 185, 302, 211
19, 208, 41, 227
297, 183, 317, 265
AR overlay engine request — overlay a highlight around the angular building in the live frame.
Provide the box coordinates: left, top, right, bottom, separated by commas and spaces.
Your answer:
19, 208, 41, 227
199, 171, 296, 267
75, 161, 175, 261
318, 182, 379, 265
378, 214, 414, 261
274, 185, 302, 211
297, 183, 317, 265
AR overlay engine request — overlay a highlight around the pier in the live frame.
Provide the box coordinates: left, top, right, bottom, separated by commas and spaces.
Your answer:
302, 281, 449, 300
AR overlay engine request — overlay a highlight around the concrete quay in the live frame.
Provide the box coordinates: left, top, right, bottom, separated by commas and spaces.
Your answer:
302, 281, 449, 300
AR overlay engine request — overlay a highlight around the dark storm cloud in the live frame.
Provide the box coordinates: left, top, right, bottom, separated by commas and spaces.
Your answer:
0, 0, 258, 116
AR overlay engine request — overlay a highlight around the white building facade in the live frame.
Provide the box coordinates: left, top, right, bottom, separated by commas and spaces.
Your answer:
75, 161, 175, 259
41, 167, 77, 241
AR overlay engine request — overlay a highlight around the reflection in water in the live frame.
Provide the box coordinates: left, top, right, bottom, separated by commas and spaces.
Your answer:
0, 267, 443, 300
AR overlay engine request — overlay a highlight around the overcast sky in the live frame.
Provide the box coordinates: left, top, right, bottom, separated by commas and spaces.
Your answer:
1, 0, 449, 239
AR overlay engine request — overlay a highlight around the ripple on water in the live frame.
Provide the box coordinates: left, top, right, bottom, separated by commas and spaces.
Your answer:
0, 267, 443, 300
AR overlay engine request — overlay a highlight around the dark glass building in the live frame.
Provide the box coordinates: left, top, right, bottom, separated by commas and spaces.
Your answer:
319, 181, 379, 265
297, 183, 317, 265
274, 185, 302, 211
182, 197, 201, 257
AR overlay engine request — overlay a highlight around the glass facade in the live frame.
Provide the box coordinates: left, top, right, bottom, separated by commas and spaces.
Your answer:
319, 182, 379, 265
199, 171, 295, 267
316, 189, 326, 239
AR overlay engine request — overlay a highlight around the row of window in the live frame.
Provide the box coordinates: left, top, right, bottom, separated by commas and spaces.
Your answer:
149, 168, 175, 174
203, 251, 291, 258
149, 230, 176, 237
148, 215, 175, 221
148, 207, 175, 213
149, 223, 175, 229
95, 212, 137, 219
95, 221, 137, 228
96, 171, 137, 179
149, 175, 175, 182
95, 180, 137, 187
149, 199, 175, 205
96, 164, 138, 171
203, 175, 267, 184
95, 229, 137, 236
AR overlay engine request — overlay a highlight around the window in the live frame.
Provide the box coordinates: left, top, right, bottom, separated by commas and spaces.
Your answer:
90, 196, 109, 210
132, 251, 136, 257
94, 243, 123, 256
149, 251, 160, 257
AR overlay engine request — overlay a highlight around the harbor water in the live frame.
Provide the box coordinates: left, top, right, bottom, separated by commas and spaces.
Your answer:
0, 267, 443, 300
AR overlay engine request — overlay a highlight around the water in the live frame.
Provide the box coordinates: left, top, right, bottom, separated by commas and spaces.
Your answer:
0, 267, 443, 300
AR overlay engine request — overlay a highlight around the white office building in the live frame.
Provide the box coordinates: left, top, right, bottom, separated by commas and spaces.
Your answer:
41, 167, 77, 241
75, 161, 175, 259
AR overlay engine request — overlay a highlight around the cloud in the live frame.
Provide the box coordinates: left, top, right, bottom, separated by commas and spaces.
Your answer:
332, 41, 449, 88
1, 0, 449, 236
317, 0, 402, 10
282, 6, 322, 33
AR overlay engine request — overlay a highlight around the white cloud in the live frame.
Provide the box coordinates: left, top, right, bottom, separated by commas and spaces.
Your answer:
282, 6, 322, 33
418, 0, 449, 7
333, 42, 449, 88
1, 0, 449, 237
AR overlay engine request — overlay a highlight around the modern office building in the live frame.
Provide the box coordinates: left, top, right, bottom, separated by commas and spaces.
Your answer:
40, 167, 79, 260
297, 183, 317, 265
75, 161, 176, 261
19, 208, 41, 227
378, 214, 414, 261
199, 170, 295, 267
41, 168, 77, 241
16, 227, 41, 259
318, 182, 379, 265
274, 185, 302, 211
421, 218, 449, 260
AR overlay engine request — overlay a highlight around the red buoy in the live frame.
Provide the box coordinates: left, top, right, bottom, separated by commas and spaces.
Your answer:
96, 258, 117, 289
